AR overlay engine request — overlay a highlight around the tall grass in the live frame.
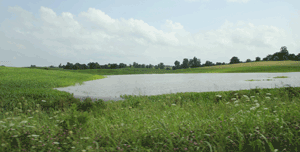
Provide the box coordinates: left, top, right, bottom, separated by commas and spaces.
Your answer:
0, 60, 300, 152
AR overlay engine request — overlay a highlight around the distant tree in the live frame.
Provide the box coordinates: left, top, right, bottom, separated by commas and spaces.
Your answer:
73, 63, 81, 70
288, 54, 296, 61
133, 62, 138, 68
172, 66, 176, 70
273, 56, 279, 61
262, 54, 272, 61
273, 46, 289, 61
182, 58, 189, 69
222, 62, 226, 65
110, 63, 118, 69
188, 59, 194, 68
246, 59, 252, 63
142, 64, 146, 68
192, 57, 201, 68
297, 53, 300, 61
119, 63, 127, 68
158, 62, 165, 69
64, 62, 74, 70
255, 57, 261, 62
104, 64, 108, 69
174, 60, 180, 69
150, 64, 154, 69
204, 60, 213, 66
230, 56, 240, 64
154, 65, 159, 69
266, 54, 273, 61
87, 62, 97, 69
216, 62, 222, 65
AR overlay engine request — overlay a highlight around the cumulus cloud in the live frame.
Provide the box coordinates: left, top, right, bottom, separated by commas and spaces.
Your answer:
1, 6, 298, 67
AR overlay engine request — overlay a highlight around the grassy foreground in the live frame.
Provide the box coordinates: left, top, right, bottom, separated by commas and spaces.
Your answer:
0, 60, 299, 152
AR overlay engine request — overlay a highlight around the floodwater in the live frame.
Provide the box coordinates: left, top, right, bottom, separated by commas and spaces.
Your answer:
52, 72, 300, 102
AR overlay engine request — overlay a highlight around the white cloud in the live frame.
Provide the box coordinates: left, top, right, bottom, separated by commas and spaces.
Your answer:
1, 6, 298, 67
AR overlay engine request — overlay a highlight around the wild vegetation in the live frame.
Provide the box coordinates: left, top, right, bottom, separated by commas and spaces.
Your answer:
0, 60, 300, 152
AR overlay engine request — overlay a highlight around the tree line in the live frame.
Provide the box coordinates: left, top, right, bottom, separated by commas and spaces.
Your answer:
35, 46, 300, 70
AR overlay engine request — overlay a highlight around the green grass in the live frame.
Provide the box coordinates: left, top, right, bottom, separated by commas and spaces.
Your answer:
0, 60, 300, 152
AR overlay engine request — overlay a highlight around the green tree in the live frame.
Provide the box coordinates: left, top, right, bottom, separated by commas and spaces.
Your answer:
188, 59, 194, 68
255, 57, 261, 62
182, 58, 189, 69
133, 62, 138, 68
191, 56, 201, 68
174, 60, 180, 69
204, 60, 213, 66
246, 59, 252, 62
288, 54, 296, 61
230, 56, 240, 64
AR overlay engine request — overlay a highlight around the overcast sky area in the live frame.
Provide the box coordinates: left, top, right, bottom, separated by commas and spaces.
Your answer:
0, 0, 299, 68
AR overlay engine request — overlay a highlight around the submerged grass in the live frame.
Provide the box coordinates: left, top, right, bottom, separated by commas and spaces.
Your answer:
0, 60, 300, 152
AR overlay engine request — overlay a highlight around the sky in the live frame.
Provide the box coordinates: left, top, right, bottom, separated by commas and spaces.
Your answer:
0, 0, 300, 68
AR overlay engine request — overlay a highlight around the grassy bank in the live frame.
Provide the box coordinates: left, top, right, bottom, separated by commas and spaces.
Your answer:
0, 60, 300, 152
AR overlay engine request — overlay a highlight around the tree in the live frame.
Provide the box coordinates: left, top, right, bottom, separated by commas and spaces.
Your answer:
158, 62, 165, 69
119, 63, 127, 68
174, 60, 180, 69
278, 46, 289, 61
87, 62, 98, 69
204, 60, 213, 66
150, 64, 154, 69
288, 54, 296, 61
154, 65, 159, 69
188, 59, 194, 68
192, 57, 201, 68
296, 53, 300, 61
133, 62, 138, 68
273, 56, 279, 61
263, 54, 273, 61
255, 57, 261, 62
216, 62, 222, 65
246, 59, 252, 63
230, 56, 240, 64
110, 63, 118, 69
64, 62, 74, 70
182, 58, 189, 69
